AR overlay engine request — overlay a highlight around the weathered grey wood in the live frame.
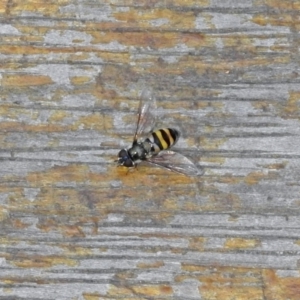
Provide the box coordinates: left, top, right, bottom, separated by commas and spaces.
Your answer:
1, 0, 300, 299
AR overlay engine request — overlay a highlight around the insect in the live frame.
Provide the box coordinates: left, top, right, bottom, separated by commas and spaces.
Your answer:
117, 89, 203, 176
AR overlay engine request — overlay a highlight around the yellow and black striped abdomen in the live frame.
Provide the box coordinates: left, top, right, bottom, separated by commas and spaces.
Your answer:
147, 128, 180, 154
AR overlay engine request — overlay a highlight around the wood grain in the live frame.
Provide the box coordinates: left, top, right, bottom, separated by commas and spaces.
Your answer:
1, 0, 300, 299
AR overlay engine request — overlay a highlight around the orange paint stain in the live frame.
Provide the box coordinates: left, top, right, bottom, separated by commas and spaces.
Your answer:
263, 269, 300, 300
12, 219, 31, 230
27, 164, 90, 187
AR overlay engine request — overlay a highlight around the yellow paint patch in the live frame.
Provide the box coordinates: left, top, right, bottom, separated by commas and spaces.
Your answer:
3, 287, 12, 294
61, 246, 93, 256
12, 256, 78, 268
70, 76, 92, 85
0, 122, 69, 133
178, 265, 263, 300
208, 193, 241, 211
253, 0, 300, 27
9, 0, 70, 15
180, 264, 207, 273
262, 162, 288, 170
91, 31, 182, 49
13, 25, 48, 39
197, 266, 263, 300
173, 0, 209, 6
224, 238, 260, 250
252, 101, 272, 112
244, 171, 278, 185
283, 91, 300, 119
113, 8, 196, 31
217, 175, 241, 185
163, 198, 180, 210
107, 285, 132, 297
199, 137, 227, 151
0, 107, 38, 121
137, 261, 164, 269
132, 285, 173, 296
0, 237, 16, 245
189, 237, 206, 250
0, 105, 15, 116
96, 65, 138, 90
2, 74, 53, 86
48, 110, 70, 122
72, 113, 113, 131
60, 225, 85, 238
182, 199, 204, 212
82, 293, 101, 300
121, 114, 137, 128
200, 155, 226, 167
68, 52, 91, 61
201, 285, 263, 300
96, 51, 131, 64
252, 13, 294, 27
263, 0, 300, 10
185, 137, 197, 148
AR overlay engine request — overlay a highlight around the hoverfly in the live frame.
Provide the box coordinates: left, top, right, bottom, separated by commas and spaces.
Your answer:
117, 89, 203, 176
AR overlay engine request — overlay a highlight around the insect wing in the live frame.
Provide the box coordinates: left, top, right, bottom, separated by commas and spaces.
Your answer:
147, 151, 203, 176
133, 89, 156, 142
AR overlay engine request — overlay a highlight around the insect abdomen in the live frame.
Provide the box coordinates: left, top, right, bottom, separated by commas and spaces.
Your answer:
148, 128, 180, 153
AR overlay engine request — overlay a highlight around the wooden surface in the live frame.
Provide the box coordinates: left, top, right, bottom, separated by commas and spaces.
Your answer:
1, 0, 300, 299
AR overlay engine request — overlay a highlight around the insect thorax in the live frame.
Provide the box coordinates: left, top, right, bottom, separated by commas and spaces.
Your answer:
128, 141, 150, 162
